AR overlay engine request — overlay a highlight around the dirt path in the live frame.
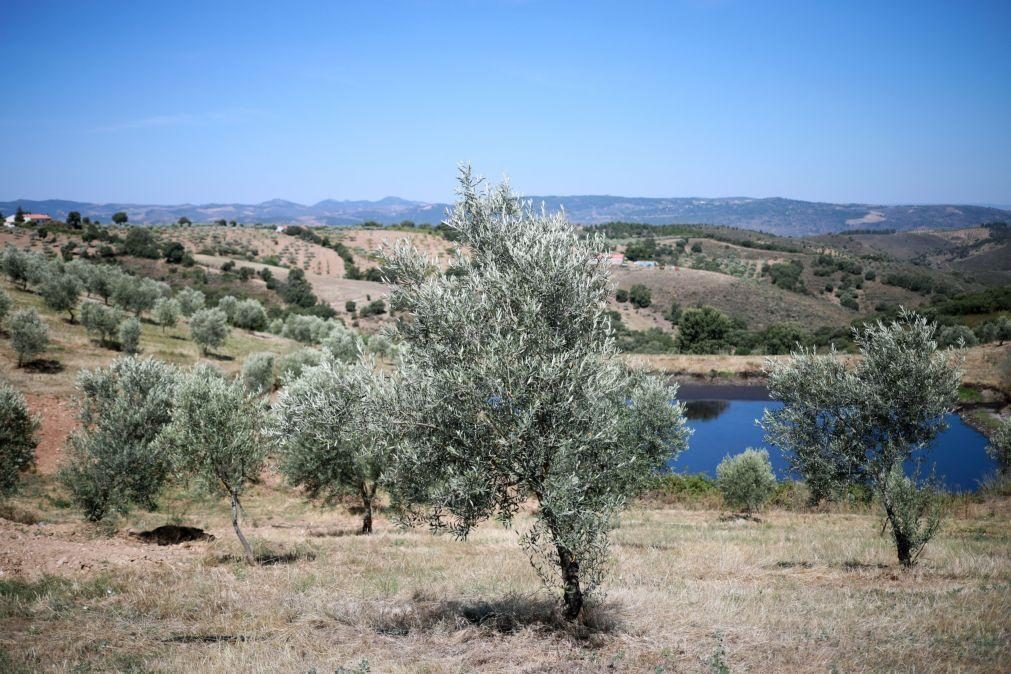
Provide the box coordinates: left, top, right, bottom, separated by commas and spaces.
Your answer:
24, 393, 77, 475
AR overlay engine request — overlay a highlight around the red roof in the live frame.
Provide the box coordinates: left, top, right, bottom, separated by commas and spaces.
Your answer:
25, 213, 51, 220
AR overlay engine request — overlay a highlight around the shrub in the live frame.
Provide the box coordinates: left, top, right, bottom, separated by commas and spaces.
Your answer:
629, 284, 652, 308
60, 357, 179, 521
242, 352, 276, 394
5, 308, 49, 367
119, 317, 141, 354
716, 449, 777, 514
0, 381, 38, 495
615, 288, 629, 303
937, 324, 977, 349
190, 308, 230, 355
676, 306, 732, 354
691, 242, 702, 253
281, 314, 337, 343
232, 298, 268, 331
359, 299, 387, 317
882, 466, 943, 566
157, 365, 268, 563
175, 287, 205, 316
81, 301, 123, 347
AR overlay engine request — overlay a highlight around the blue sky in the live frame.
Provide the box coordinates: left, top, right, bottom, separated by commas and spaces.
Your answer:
2, 0, 1009, 205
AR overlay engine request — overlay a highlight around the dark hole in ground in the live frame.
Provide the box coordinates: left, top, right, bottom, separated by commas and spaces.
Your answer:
131, 525, 215, 545
22, 359, 64, 374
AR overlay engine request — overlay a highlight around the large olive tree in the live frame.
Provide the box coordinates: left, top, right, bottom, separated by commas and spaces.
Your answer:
382, 169, 690, 620
269, 356, 395, 534
762, 311, 961, 566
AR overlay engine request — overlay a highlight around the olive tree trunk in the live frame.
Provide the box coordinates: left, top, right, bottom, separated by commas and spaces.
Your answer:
360, 482, 377, 534
556, 544, 584, 620
230, 491, 254, 564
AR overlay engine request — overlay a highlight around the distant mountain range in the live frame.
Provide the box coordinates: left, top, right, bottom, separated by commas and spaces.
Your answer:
2, 195, 1008, 236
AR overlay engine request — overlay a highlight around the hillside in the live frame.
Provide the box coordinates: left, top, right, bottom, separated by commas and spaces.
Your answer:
4, 195, 1008, 235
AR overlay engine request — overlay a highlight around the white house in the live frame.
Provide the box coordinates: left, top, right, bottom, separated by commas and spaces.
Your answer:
5, 213, 51, 227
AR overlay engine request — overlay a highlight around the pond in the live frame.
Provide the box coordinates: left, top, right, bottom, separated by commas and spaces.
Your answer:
669, 384, 996, 492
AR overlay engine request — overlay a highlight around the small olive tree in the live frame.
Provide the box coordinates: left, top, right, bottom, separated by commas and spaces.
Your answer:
153, 297, 180, 331
119, 316, 141, 354
1, 246, 31, 289
216, 295, 239, 322
41, 271, 83, 322
232, 298, 268, 331
762, 310, 961, 566
241, 351, 276, 394
176, 287, 206, 316
0, 287, 12, 324
157, 365, 268, 564
60, 357, 179, 521
269, 356, 395, 534
987, 416, 1011, 476
190, 308, 230, 355
381, 169, 690, 620
716, 448, 777, 514
81, 301, 123, 347
5, 308, 49, 366
0, 381, 39, 495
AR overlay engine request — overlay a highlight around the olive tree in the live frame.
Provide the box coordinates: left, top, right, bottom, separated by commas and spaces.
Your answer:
762, 311, 961, 566
1, 246, 31, 289
5, 308, 49, 366
0, 381, 39, 495
41, 270, 83, 322
0, 287, 11, 323
119, 316, 141, 354
190, 308, 230, 355
269, 356, 394, 534
716, 448, 776, 514
153, 297, 180, 331
232, 298, 268, 331
60, 357, 179, 521
157, 365, 268, 564
381, 169, 690, 619
81, 301, 123, 347
216, 294, 239, 322
112, 276, 166, 316
175, 287, 205, 316
241, 351, 276, 394
987, 416, 1011, 475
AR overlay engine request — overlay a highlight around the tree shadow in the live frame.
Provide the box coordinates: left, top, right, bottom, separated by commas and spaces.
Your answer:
334, 593, 623, 641
205, 352, 234, 361
839, 560, 891, 571
22, 359, 64, 374
718, 513, 764, 523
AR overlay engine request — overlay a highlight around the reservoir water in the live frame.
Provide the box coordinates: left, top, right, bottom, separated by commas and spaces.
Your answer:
669, 385, 996, 492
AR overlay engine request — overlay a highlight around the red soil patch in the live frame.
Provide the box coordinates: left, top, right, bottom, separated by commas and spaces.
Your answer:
24, 394, 77, 475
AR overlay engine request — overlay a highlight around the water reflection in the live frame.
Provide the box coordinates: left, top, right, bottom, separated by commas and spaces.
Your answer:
682, 400, 730, 421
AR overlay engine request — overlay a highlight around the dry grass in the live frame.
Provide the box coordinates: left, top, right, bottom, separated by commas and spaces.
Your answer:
1, 475, 1008, 673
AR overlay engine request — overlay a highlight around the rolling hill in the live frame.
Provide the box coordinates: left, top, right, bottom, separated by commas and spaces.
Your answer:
2, 196, 1008, 235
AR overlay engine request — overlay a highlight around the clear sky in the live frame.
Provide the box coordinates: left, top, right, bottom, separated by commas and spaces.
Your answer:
2, 0, 1009, 205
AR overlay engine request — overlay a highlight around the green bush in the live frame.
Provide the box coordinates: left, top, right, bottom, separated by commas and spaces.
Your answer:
715, 448, 777, 514
0, 287, 11, 323
629, 284, 652, 308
